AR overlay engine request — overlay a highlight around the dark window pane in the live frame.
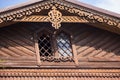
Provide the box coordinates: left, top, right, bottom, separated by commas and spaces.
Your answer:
38, 32, 52, 57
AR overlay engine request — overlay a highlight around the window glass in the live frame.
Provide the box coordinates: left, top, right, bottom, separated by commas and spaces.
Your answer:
38, 32, 53, 57
57, 32, 73, 57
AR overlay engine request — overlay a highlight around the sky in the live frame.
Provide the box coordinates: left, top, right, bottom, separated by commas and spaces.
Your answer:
0, 0, 120, 14
78, 0, 120, 14
0, 0, 28, 8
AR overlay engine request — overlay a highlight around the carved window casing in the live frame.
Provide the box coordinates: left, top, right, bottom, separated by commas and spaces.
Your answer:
35, 27, 78, 66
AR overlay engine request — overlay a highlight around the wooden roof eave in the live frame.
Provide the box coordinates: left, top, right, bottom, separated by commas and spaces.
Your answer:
66, 0, 120, 19
0, 0, 120, 34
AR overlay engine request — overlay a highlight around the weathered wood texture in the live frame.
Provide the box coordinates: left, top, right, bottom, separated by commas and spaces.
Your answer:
0, 69, 120, 80
1, 77, 120, 80
0, 22, 120, 67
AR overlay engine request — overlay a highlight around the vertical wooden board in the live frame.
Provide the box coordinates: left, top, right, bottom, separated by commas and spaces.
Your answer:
35, 40, 41, 65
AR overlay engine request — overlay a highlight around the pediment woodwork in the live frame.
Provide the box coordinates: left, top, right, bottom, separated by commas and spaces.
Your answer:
14, 16, 88, 28
11, 6, 88, 29
0, 0, 120, 31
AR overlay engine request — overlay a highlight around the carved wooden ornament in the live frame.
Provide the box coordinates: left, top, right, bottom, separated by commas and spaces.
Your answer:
48, 6, 62, 29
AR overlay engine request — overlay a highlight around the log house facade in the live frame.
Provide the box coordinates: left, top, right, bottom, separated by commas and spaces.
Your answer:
0, 0, 120, 80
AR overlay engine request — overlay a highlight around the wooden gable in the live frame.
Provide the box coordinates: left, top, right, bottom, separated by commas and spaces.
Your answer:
0, 0, 120, 34
0, 0, 120, 68
0, 0, 120, 80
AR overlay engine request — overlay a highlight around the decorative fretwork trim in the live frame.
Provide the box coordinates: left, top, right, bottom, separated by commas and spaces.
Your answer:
0, 69, 120, 77
40, 57, 74, 62
0, 0, 120, 28
15, 16, 49, 22
14, 16, 88, 23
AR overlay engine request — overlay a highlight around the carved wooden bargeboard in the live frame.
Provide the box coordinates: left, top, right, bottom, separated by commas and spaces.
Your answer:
0, 0, 120, 80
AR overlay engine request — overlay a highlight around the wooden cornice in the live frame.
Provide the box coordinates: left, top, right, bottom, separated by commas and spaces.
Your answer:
0, 69, 120, 77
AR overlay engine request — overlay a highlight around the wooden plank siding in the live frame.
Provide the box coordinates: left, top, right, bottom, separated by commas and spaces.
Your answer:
0, 22, 120, 67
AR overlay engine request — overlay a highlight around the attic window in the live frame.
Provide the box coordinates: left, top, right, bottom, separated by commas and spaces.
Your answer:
35, 27, 77, 66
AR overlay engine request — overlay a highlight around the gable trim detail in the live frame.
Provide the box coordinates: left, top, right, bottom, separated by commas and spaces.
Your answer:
0, 0, 120, 32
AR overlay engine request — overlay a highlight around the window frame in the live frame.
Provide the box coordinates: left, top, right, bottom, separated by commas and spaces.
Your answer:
34, 27, 78, 67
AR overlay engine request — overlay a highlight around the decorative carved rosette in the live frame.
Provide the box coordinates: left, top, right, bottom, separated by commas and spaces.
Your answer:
48, 6, 62, 29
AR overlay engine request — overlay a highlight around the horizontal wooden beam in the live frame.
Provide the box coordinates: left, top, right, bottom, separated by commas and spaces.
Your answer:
14, 15, 88, 23
0, 69, 120, 77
